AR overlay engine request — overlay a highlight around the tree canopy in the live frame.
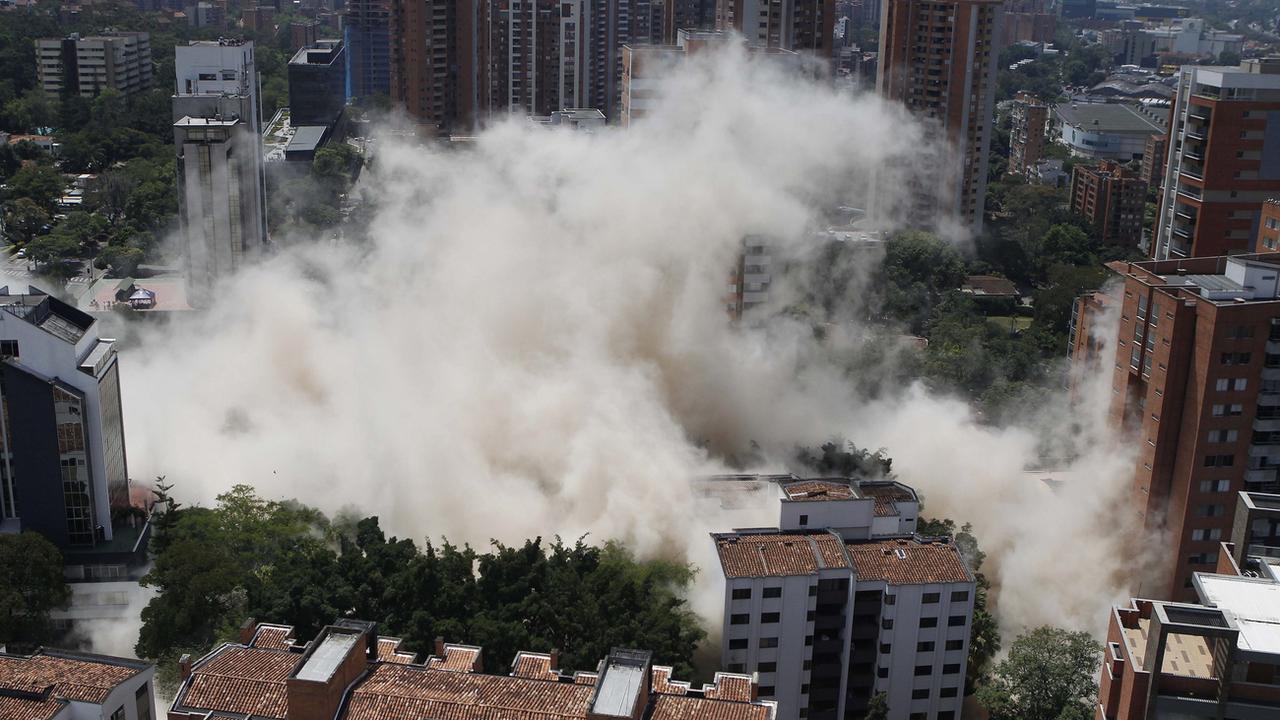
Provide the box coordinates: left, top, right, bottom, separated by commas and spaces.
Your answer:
977, 626, 1102, 720
138, 485, 706, 679
0, 533, 71, 652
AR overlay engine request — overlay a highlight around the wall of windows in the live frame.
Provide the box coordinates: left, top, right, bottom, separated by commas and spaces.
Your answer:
54, 386, 95, 545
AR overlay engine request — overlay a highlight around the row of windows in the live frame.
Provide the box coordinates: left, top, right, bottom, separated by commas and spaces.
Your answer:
731, 587, 782, 600
884, 615, 967, 630
727, 637, 778, 650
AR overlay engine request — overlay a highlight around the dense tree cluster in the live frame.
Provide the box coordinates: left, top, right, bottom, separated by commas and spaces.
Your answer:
977, 626, 1102, 720
0, 532, 71, 652
138, 485, 705, 681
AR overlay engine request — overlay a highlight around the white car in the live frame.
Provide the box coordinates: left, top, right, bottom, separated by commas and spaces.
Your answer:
14, 248, 25, 258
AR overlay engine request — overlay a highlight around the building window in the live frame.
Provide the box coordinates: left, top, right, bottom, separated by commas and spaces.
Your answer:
1199, 479, 1231, 493
1203, 454, 1234, 467
730, 614, 749, 625
945, 640, 963, 651
807, 611, 816, 621
799, 514, 808, 526
1197, 504, 1225, 518
758, 686, 775, 696
884, 594, 896, 605
0, 340, 17, 358
877, 666, 889, 678
939, 711, 957, 720
879, 643, 891, 653
808, 585, 817, 596
1191, 528, 1223, 541
1207, 430, 1238, 444
1216, 378, 1229, 391
732, 588, 751, 600
136, 684, 152, 720
950, 591, 969, 602
111, 707, 126, 720
914, 665, 932, 676
922, 592, 940, 603
728, 663, 745, 672
1212, 404, 1225, 417
1236, 378, 1249, 390
920, 617, 937, 628
760, 637, 778, 648
882, 619, 894, 630
943, 663, 961, 674
758, 662, 777, 672
805, 636, 813, 646
760, 612, 780, 624
940, 687, 959, 698
917, 641, 935, 651
948, 616, 966, 627
729, 638, 748, 649
763, 587, 782, 599
1188, 552, 1219, 565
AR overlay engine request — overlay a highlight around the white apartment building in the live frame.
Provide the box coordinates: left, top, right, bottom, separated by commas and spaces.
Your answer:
0, 648, 155, 720
35, 32, 153, 98
172, 40, 267, 304
713, 479, 975, 720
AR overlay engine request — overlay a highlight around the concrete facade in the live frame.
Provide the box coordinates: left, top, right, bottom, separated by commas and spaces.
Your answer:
35, 32, 153, 98
713, 478, 974, 720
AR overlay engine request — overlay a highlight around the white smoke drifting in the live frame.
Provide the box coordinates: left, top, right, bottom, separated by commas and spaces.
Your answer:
117, 45, 1136, 643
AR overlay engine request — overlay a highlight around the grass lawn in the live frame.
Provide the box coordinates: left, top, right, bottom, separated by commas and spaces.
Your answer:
986, 315, 1033, 332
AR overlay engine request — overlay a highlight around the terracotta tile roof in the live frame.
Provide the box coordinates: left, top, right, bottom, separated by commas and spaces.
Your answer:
572, 672, 597, 685
961, 275, 1018, 297
511, 653, 558, 680
845, 539, 973, 585
426, 644, 481, 672
250, 624, 295, 650
342, 662, 593, 720
175, 645, 302, 719
702, 673, 754, 702
378, 638, 417, 665
0, 694, 65, 720
0, 652, 145, 705
650, 666, 688, 695
715, 532, 850, 578
856, 483, 916, 517
649, 694, 773, 720
781, 480, 855, 501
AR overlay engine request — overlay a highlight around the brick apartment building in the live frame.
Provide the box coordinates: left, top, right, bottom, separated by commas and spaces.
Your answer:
1152, 58, 1280, 259
876, 0, 1002, 233
1008, 91, 1048, 176
1095, 490, 1280, 720
1077, 253, 1280, 600
1071, 161, 1148, 247
1140, 132, 1167, 190
712, 477, 975, 720
167, 619, 778, 720
714, 0, 836, 58
1256, 198, 1280, 252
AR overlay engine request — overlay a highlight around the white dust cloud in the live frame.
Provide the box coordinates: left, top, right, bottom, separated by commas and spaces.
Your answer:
117, 44, 1136, 642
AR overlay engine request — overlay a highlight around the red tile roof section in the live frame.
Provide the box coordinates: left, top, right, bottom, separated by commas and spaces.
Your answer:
846, 539, 973, 585
250, 625, 294, 650
650, 666, 688, 695
343, 662, 593, 720
0, 653, 143, 704
512, 653, 558, 680
177, 646, 301, 719
572, 672, 597, 685
426, 645, 481, 672
703, 673, 754, 702
649, 694, 773, 720
856, 484, 915, 517
781, 481, 855, 501
378, 638, 416, 665
0, 693, 65, 720
716, 533, 850, 578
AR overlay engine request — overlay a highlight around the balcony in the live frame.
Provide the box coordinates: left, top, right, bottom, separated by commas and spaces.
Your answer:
1185, 127, 1207, 141
1173, 224, 1194, 240
1246, 468, 1280, 485
1256, 417, 1280, 432
1188, 106, 1212, 122
1177, 184, 1203, 201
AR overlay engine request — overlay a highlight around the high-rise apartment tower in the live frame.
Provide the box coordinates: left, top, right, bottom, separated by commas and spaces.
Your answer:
877, 0, 1001, 233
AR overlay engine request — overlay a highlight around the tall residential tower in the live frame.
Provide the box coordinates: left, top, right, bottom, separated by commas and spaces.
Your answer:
877, 0, 1001, 233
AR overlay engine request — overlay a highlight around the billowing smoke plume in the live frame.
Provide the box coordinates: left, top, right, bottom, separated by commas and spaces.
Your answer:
116, 45, 1136, 643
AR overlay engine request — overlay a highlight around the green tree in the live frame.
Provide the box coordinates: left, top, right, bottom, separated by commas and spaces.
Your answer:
977, 626, 1102, 720
3, 197, 49, 245
2, 89, 54, 132
87, 171, 137, 226
25, 231, 81, 266
0, 533, 71, 651
861, 692, 889, 720
5, 163, 63, 211
795, 440, 893, 478
877, 230, 967, 332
